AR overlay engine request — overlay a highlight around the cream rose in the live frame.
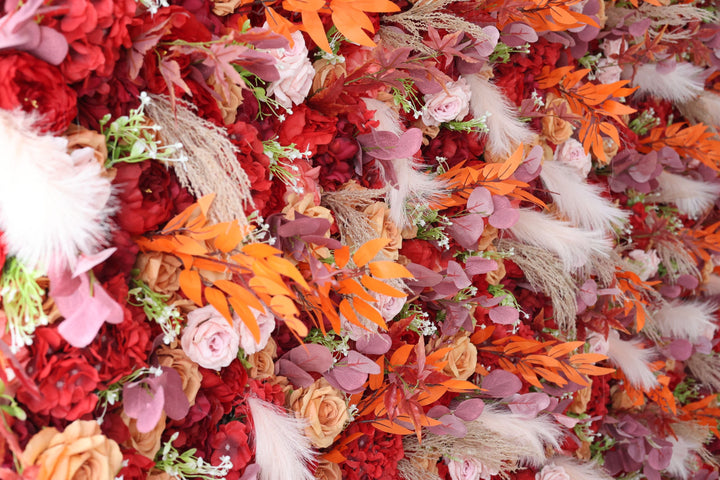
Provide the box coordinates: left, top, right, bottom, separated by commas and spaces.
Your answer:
135, 252, 183, 295
265, 30, 315, 109
181, 305, 240, 370
554, 138, 592, 178
23, 420, 123, 480
626, 249, 661, 281
536, 463, 571, 480
236, 307, 276, 355
288, 377, 349, 448
422, 78, 472, 126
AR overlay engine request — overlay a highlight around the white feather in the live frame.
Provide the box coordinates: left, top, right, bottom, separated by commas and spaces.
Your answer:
630, 63, 706, 103
540, 161, 628, 232
464, 73, 534, 157
475, 403, 562, 467
664, 427, 705, 480
702, 274, 720, 296
248, 397, 315, 480
546, 456, 614, 480
656, 171, 720, 219
0, 109, 114, 271
509, 209, 613, 271
652, 300, 717, 343
361, 98, 446, 228
606, 329, 658, 390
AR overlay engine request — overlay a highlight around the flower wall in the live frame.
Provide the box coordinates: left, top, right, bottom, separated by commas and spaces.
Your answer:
1, 0, 720, 479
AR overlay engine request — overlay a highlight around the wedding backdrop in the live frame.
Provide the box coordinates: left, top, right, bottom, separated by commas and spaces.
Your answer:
1, 0, 720, 479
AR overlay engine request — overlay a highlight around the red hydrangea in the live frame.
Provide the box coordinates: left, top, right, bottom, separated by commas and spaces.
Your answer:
340, 420, 404, 480
209, 421, 253, 478
0, 51, 78, 133
0, 231, 6, 271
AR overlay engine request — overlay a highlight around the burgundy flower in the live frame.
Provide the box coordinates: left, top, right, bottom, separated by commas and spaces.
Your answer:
0, 51, 77, 133
114, 450, 156, 480
200, 361, 250, 414
278, 104, 336, 154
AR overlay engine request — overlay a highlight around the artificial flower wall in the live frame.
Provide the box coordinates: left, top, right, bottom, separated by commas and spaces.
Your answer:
1, 0, 720, 479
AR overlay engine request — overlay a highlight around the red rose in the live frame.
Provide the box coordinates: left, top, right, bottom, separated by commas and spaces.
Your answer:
278, 104, 336, 154
114, 161, 192, 235
199, 361, 249, 414
210, 421, 253, 478
114, 449, 156, 480
0, 51, 78, 133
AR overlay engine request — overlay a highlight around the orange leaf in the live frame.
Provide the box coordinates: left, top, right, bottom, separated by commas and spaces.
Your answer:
575, 364, 616, 376
264, 6, 296, 43
470, 326, 496, 345
547, 341, 585, 358
339, 298, 365, 329
337, 278, 378, 303
229, 297, 261, 343
214, 221, 246, 253
534, 367, 568, 386
191, 257, 229, 273
390, 344, 414, 366
360, 274, 407, 298
174, 235, 209, 256
162, 202, 198, 233
331, 5, 376, 47
417, 385, 448, 405
353, 296, 388, 330
371, 419, 414, 435
271, 295, 307, 337
214, 280, 265, 312
301, 10, 330, 53
248, 275, 294, 297
368, 261, 413, 279
441, 379, 481, 392
334, 245, 350, 268
569, 353, 609, 364
265, 255, 310, 290
517, 362, 543, 389
179, 269, 203, 305
353, 238, 390, 267
205, 287, 232, 324
369, 356, 385, 390
242, 243, 283, 258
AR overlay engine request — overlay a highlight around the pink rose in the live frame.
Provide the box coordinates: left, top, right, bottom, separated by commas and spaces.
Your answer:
448, 458, 498, 480
554, 138, 592, 178
626, 249, 660, 281
422, 78, 472, 126
376, 294, 405, 321
265, 30, 314, 109
586, 333, 609, 356
235, 307, 276, 355
181, 305, 240, 370
536, 463, 570, 480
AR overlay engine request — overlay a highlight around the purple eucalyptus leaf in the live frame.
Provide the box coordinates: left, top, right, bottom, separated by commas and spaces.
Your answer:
659, 284, 682, 299
647, 442, 673, 470
668, 339, 693, 361
578, 279, 598, 307
488, 205, 519, 229
644, 466, 661, 480
552, 413, 580, 428
301, 235, 342, 249
427, 405, 451, 418
627, 440, 646, 462
481, 369, 522, 397
464, 257, 498, 276
282, 344, 334, 372
446, 261, 472, 289
343, 351, 381, 374
406, 263, 443, 288
123, 381, 165, 433
514, 145, 543, 182
502, 22, 538, 47
356, 333, 392, 355
677, 274, 700, 290
629, 18, 652, 37
432, 278, 463, 297
153, 367, 190, 420
442, 302, 473, 335
507, 392, 551, 418
454, 398, 484, 421
489, 306, 519, 325
467, 187, 494, 215
277, 216, 331, 238
426, 414, 467, 437
275, 359, 315, 388
446, 214, 486, 250
323, 367, 368, 394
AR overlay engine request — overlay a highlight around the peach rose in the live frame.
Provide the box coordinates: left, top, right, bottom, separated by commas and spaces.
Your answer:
288, 378, 349, 448
422, 78, 472, 126
311, 59, 347, 96
181, 305, 240, 370
568, 384, 592, 415
122, 412, 166, 459
65, 124, 108, 167
22, 420, 122, 480
541, 93, 574, 145
363, 202, 402, 260
135, 252, 183, 295
157, 345, 202, 406
247, 337, 277, 379
430, 332, 478, 381
315, 459, 343, 480
211, 0, 242, 15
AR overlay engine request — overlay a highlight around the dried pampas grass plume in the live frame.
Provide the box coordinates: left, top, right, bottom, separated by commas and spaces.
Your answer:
606, 4, 716, 42
629, 63, 706, 104
0, 109, 114, 271
400, 404, 562, 480
361, 98, 446, 228
650, 300, 717, 343
655, 238, 700, 283
465, 73, 534, 158
540, 161, 628, 232
664, 422, 713, 480
509, 210, 613, 272
248, 397, 315, 480
655, 171, 720, 219
606, 329, 658, 390
322, 186, 387, 248
145, 94, 253, 227
686, 352, 720, 391
498, 240, 579, 334
678, 91, 720, 128
546, 456, 614, 480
